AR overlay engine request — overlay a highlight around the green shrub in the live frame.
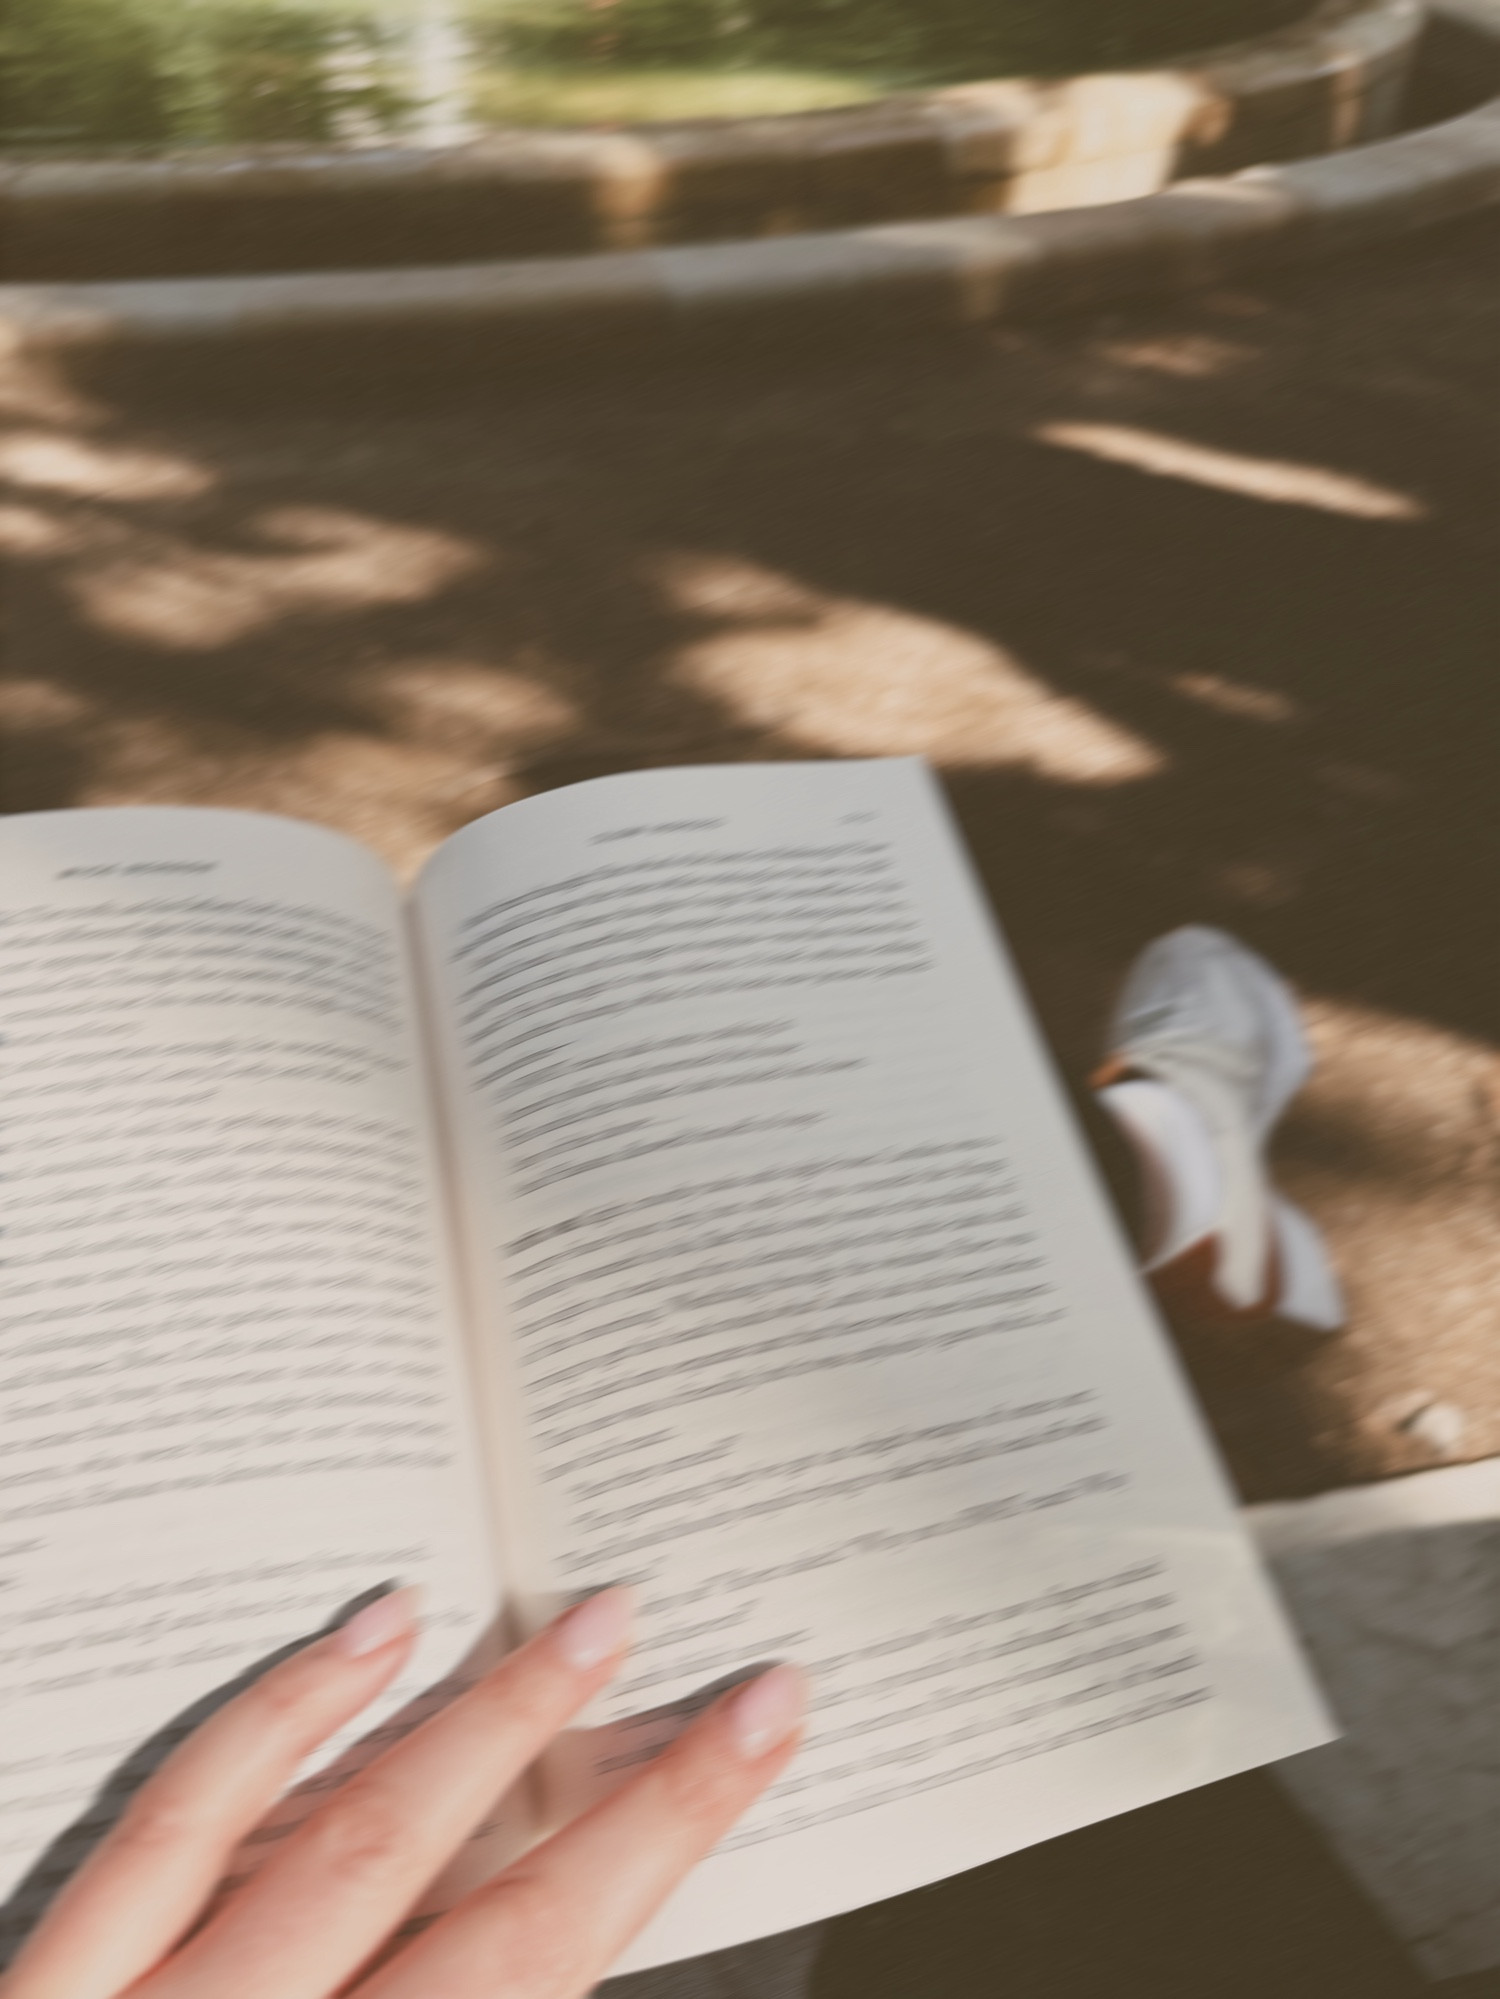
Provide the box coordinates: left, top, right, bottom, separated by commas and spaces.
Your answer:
0, 0, 405, 150
190, 5, 405, 143
478, 0, 1311, 84
1, 0, 1314, 152
0, 0, 174, 146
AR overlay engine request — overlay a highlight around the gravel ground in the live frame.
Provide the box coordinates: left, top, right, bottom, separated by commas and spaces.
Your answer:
3, 210, 1497, 1999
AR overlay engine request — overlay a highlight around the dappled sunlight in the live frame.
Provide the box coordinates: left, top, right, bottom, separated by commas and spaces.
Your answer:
69, 712, 508, 877
1034, 422, 1427, 520
1170, 178, 1296, 211
0, 349, 101, 429
0, 430, 215, 502
1171, 672, 1303, 725
1092, 334, 1258, 378
945, 69, 1209, 214
1273, 995, 1500, 1471
1213, 858, 1303, 909
71, 505, 486, 650
1292, 998, 1500, 1191
0, 504, 80, 557
661, 554, 1167, 786
1166, 979, 1500, 1493
371, 658, 579, 758
0, 679, 94, 732
1, 200, 1491, 1502
1314, 759, 1410, 804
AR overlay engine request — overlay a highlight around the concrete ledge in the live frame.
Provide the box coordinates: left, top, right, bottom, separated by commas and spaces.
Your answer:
3, 87, 1496, 374
1250, 1458, 1500, 1979
1, 0, 1420, 281
1406, 0, 1500, 121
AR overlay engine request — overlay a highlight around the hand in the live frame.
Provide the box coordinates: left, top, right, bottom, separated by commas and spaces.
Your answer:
1, 1588, 806, 1999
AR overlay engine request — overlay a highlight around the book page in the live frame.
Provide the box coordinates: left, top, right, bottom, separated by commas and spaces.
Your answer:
0, 808, 508, 1962
414, 760, 1333, 1973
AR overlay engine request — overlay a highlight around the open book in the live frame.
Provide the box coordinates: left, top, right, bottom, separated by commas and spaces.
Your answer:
0, 758, 1331, 1974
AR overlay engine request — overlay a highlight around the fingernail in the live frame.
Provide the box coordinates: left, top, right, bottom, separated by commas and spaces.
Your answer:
555, 1587, 634, 1671
727, 1666, 807, 1760
333, 1586, 423, 1659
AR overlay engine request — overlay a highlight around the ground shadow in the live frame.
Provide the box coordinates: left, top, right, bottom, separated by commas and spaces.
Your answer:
810, 1769, 1433, 1999
2, 212, 1496, 1509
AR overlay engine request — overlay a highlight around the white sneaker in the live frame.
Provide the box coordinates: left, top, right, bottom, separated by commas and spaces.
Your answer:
1094, 926, 1343, 1331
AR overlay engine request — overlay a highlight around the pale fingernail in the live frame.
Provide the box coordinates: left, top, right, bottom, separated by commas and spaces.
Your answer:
333, 1586, 423, 1659
555, 1587, 634, 1671
727, 1666, 807, 1760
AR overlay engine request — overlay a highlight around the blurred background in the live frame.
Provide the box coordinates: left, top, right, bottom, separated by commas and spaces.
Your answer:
2, 1, 1497, 1994
3, 0, 1312, 147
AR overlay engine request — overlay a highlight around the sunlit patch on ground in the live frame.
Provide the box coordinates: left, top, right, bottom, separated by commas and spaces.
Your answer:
1092, 334, 1259, 379
1170, 673, 1302, 726
66, 714, 513, 874
662, 553, 1167, 785
0, 504, 79, 556
0, 678, 93, 730
1276, 998, 1500, 1479
1033, 422, 1427, 520
0, 431, 214, 502
371, 657, 578, 758
70, 506, 486, 650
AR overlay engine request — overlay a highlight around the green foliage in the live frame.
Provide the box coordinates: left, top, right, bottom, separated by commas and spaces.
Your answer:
477, 0, 1309, 85
0, 0, 173, 146
0, 0, 406, 150
192, 6, 376, 143
471, 62, 883, 124
0, 0, 1312, 150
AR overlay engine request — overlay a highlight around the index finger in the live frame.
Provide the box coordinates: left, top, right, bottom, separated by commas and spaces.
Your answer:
142, 1589, 636, 1999
0, 1588, 420, 1999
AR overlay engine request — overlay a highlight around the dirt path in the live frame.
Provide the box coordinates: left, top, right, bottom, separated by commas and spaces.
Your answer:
4, 214, 1497, 1508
